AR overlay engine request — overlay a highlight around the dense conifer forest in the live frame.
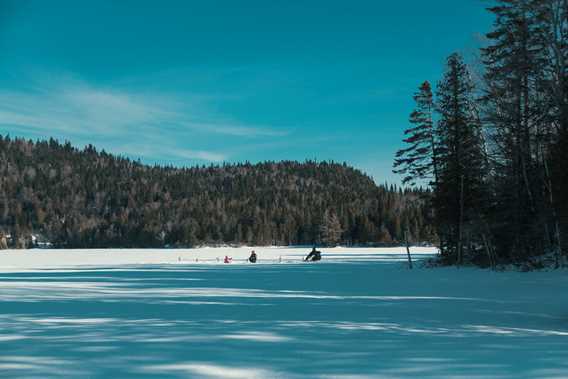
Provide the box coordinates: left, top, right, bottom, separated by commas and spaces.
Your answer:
394, 0, 567, 267
0, 135, 433, 248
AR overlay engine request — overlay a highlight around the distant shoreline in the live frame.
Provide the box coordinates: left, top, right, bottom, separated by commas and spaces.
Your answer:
5, 243, 436, 250
0, 246, 439, 271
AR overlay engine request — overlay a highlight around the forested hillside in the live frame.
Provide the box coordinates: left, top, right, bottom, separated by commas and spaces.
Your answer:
0, 136, 433, 248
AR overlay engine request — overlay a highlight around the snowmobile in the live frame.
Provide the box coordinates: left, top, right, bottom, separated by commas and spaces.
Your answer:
304, 249, 322, 262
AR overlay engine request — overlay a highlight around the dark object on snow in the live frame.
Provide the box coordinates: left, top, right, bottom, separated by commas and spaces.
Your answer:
249, 251, 257, 263
304, 248, 322, 262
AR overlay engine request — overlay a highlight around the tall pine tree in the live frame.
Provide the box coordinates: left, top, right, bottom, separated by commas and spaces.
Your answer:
393, 81, 438, 187
434, 53, 487, 265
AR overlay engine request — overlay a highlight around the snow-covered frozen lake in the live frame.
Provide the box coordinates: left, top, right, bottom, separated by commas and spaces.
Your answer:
0, 247, 567, 378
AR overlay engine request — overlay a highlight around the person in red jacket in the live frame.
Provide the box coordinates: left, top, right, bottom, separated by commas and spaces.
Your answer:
224, 255, 232, 264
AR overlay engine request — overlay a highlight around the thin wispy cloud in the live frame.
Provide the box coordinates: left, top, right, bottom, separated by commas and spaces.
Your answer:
118, 145, 227, 163
0, 76, 288, 163
179, 122, 287, 137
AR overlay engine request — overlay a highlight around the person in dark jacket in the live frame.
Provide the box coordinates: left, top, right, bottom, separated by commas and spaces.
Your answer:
304, 247, 322, 262
248, 250, 257, 263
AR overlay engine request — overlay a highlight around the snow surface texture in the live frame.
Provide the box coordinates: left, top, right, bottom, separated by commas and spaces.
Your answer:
0, 247, 435, 270
0, 247, 567, 379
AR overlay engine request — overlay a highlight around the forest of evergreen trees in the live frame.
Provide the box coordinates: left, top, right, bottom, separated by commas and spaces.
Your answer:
394, 0, 567, 267
0, 135, 433, 249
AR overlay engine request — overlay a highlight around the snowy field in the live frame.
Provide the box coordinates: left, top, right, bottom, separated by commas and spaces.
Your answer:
0, 247, 567, 378
0, 246, 435, 270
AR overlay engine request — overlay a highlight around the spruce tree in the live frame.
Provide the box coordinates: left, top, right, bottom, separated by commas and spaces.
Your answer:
393, 81, 438, 186
434, 53, 487, 264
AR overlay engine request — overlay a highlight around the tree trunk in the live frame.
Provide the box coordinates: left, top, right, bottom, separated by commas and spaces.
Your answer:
457, 175, 465, 267
481, 232, 493, 270
543, 150, 563, 267
404, 228, 413, 269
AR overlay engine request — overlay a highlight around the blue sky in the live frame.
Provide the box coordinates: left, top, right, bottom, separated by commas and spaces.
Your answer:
0, 0, 493, 183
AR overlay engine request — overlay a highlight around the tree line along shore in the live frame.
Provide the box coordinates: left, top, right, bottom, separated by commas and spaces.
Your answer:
0, 136, 433, 249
